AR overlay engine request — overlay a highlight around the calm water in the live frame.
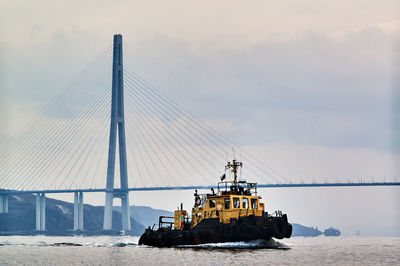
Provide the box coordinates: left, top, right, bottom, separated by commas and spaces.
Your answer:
0, 236, 399, 265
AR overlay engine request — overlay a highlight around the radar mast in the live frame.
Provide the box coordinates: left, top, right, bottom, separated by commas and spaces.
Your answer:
225, 159, 243, 186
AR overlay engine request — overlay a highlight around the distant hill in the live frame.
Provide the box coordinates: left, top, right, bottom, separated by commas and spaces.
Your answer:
0, 194, 145, 235
323, 227, 341, 236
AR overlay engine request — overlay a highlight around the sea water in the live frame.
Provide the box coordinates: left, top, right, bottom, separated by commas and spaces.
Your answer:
0, 236, 399, 265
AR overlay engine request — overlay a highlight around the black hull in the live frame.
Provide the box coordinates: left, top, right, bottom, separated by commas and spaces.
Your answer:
139, 215, 292, 248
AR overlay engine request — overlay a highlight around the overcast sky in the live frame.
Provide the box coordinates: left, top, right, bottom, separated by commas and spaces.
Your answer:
1, 1, 399, 236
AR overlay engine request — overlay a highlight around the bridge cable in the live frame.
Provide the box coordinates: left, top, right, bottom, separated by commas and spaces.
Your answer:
9, 68, 112, 189
125, 80, 219, 184
124, 69, 286, 184
125, 77, 222, 180
124, 67, 290, 184
0, 44, 112, 168
125, 88, 196, 186
16, 83, 110, 190
0, 49, 113, 188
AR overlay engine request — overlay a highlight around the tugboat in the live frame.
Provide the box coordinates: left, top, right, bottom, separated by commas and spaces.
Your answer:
139, 159, 292, 247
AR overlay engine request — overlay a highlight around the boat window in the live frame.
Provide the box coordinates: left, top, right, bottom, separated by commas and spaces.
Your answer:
242, 198, 249, 209
233, 197, 240, 208
209, 199, 216, 208
224, 198, 230, 209
251, 198, 258, 209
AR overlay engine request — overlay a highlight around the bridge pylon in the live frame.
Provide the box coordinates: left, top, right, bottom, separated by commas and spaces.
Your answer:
103, 34, 131, 231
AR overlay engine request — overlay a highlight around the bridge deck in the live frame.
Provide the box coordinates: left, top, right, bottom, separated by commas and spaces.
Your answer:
1, 182, 399, 195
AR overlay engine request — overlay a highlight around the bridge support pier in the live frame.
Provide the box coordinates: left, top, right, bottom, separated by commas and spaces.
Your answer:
120, 193, 130, 231
104, 191, 130, 231
36, 194, 40, 231
74, 192, 78, 230
73, 192, 84, 231
35, 193, 46, 231
103, 192, 113, 230
0, 195, 8, 213
78, 192, 83, 230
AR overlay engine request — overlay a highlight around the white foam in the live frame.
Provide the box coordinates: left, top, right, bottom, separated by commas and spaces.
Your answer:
176, 239, 290, 249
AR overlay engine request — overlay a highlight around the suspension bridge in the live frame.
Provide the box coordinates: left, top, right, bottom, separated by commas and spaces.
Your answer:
0, 35, 398, 233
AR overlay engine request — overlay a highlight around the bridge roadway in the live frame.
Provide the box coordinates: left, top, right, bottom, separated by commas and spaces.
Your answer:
1, 181, 399, 195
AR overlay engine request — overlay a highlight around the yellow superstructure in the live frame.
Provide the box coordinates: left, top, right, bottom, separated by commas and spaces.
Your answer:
191, 194, 265, 228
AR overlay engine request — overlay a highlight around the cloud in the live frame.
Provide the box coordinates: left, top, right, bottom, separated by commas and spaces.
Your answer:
121, 27, 396, 153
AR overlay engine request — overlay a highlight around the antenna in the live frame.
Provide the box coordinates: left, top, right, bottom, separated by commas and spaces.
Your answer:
225, 159, 242, 186
232, 147, 236, 160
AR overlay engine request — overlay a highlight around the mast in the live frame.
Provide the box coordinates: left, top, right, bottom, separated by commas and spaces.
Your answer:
225, 159, 243, 186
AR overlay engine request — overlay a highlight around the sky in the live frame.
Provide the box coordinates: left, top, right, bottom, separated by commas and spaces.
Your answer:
0, 1, 399, 236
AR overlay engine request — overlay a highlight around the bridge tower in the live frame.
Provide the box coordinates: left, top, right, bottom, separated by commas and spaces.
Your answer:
103, 34, 131, 231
